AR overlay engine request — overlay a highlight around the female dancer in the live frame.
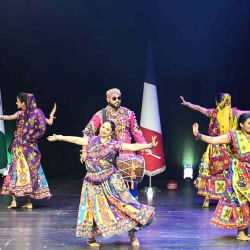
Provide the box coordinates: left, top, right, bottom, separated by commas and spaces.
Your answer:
181, 93, 250, 207
48, 120, 156, 247
192, 113, 250, 240
0, 93, 55, 209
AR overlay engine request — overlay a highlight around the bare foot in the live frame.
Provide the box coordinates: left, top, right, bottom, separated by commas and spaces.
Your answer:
7, 201, 17, 209
236, 235, 250, 241
87, 242, 101, 247
87, 237, 100, 247
130, 237, 140, 247
22, 203, 33, 209
237, 231, 250, 241
202, 197, 209, 208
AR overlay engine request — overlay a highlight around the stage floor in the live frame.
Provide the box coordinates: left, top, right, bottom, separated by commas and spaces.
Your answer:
0, 178, 249, 250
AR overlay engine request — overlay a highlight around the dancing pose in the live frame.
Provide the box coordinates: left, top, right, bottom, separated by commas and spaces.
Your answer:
46, 102, 57, 125
192, 113, 250, 240
48, 120, 155, 247
181, 93, 250, 207
0, 93, 55, 209
82, 88, 150, 198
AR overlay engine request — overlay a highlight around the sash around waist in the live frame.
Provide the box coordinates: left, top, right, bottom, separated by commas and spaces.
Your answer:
84, 167, 116, 184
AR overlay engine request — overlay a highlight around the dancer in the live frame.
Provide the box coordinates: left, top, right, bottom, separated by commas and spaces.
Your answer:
192, 113, 250, 240
82, 88, 150, 198
48, 120, 155, 247
0, 93, 54, 209
181, 93, 250, 207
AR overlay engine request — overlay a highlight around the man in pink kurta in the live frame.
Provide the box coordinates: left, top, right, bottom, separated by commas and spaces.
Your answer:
82, 88, 146, 197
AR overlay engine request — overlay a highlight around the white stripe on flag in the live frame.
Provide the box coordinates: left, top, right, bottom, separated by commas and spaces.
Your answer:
140, 82, 162, 133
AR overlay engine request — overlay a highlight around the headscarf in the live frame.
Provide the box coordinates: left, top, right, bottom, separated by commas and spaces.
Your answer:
23, 93, 37, 123
21, 93, 46, 143
215, 93, 238, 134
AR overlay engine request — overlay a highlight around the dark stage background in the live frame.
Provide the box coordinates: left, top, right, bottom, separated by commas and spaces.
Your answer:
0, 0, 249, 181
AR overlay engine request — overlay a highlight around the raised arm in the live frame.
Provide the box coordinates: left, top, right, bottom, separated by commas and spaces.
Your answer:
192, 123, 230, 144
237, 109, 250, 116
121, 135, 158, 151
180, 96, 209, 116
47, 134, 88, 146
0, 113, 18, 121
46, 103, 57, 125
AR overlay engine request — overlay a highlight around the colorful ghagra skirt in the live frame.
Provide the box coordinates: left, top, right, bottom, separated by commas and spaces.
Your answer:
1, 145, 51, 199
211, 159, 250, 229
194, 144, 231, 200
76, 169, 154, 238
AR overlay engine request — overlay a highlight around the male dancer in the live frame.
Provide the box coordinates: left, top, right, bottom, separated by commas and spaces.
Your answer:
81, 88, 149, 198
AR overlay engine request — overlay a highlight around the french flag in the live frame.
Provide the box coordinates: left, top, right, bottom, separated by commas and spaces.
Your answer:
140, 41, 166, 176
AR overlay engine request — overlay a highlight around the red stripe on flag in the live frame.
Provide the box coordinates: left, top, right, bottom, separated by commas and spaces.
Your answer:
138, 127, 165, 176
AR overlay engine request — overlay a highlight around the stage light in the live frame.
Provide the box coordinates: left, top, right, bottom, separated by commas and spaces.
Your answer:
0, 163, 10, 176
183, 164, 193, 179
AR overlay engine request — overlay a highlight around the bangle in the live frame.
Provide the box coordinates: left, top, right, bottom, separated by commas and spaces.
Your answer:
196, 133, 202, 140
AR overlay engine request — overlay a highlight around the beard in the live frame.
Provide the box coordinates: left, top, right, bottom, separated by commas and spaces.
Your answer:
108, 101, 121, 110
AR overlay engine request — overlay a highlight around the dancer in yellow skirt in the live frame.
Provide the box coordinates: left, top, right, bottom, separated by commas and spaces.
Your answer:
181, 93, 250, 207
192, 113, 250, 240
48, 120, 155, 247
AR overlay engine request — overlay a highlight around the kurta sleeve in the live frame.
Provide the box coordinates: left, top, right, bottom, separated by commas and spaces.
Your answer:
83, 111, 102, 137
129, 111, 146, 143
14, 111, 23, 119
206, 108, 217, 118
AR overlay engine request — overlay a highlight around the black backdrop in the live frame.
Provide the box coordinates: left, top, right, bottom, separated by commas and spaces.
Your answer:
0, 0, 249, 180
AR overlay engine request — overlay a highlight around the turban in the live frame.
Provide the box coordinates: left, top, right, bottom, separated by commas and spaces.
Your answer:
106, 88, 121, 98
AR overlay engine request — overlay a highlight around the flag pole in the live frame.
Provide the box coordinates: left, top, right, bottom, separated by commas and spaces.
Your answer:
140, 39, 165, 196
141, 175, 160, 194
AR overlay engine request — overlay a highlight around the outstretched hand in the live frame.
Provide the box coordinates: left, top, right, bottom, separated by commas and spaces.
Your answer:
47, 134, 61, 142
192, 123, 199, 137
180, 95, 188, 106
50, 103, 57, 119
151, 135, 158, 148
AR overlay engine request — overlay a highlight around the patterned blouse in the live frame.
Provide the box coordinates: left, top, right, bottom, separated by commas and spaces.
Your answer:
83, 106, 146, 144
84, 136, 123, 184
